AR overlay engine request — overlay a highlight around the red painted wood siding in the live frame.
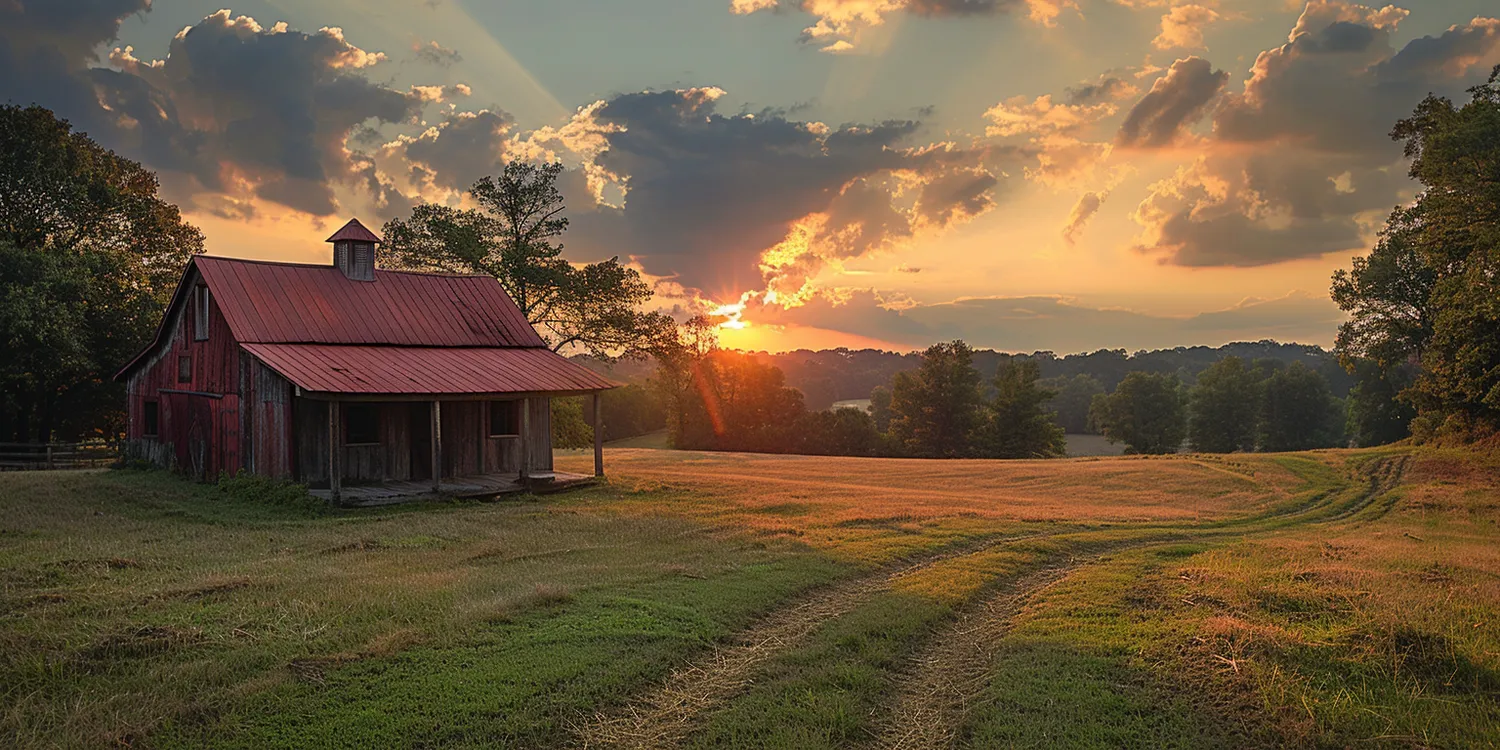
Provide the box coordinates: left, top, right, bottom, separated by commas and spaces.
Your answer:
124, 267, 250, 478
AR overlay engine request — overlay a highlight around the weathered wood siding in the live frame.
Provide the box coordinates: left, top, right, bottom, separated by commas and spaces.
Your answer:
441, 401, 484, 478
124, 267, 245, 478
293, 398, 330, 486
526, 398, 553, 473
247, 359, 293, 479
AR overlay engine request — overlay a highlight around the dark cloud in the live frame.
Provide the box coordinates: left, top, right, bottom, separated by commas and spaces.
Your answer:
412, 40, 461, 67
1, 3, 424, 217
552, 88, 1005, 298
1064, 75, 1135, 106
394, 109, 514, 192
1133, 5, 1500, 268
751, 290, 1343, 352
1116, 56, 1227, 148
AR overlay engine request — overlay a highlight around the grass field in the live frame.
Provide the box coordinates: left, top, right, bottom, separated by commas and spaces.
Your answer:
2, 446, 1497, 748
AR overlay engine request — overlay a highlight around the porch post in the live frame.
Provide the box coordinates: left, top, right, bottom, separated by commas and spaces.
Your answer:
518, 398, 531, 485
591, 392, 604, 478
328, 400, 342, 503
431, 400, 442, 492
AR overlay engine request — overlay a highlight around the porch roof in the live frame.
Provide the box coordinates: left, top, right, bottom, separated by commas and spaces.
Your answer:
243, 344, 616, 398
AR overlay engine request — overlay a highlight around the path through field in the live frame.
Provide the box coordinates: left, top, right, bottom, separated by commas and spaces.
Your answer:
572, 532, 1050, 749
556, 449, 1425, 750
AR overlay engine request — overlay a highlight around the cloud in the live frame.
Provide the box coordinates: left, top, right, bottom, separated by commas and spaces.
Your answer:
389, 109, 513, 193
1131, 2, 1500, 267
412, 39, 460, 67
749, 288, 1344, 352
1116, 56, 1228, 147
1064, 73, 1140, 106
731, 0, 1075, 52
1061, 190, 1108, 245
490, 88, 1009, 303
0, 4, 431, 218
1152, 5, 1220, 50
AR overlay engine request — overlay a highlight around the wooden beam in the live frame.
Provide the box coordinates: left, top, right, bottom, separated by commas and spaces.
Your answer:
328, 400, 342, 504
431, 400, 442, 492
592, 392, 604, 478
518, 398, 531, 485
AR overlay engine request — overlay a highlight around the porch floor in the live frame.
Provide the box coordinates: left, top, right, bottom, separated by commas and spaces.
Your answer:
310, 470, 595, 507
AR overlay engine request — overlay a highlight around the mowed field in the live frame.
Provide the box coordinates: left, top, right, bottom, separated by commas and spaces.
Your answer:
2, 447, 1497, 748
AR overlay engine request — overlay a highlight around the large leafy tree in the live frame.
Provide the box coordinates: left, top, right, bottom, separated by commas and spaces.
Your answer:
380, 161, 675, 358
888, 341, 985, 458
0, 105, 203, 442
979, 359, 1066, 459
1187, 357, 1260, 453
1344, 358, 1415, 447
1258, 362, 1344, 452
1333, 67, 1500, 437
1089, 372, 1186, 455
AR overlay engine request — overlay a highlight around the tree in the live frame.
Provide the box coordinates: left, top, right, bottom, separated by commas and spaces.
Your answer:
1090, 372, 1186, 455
0, 106, 203, 442
1041, 374, 1105, 434
793, 408, 882, 457
381, 161, 675, 358
979, 359, 1066, 458
1331, 223, 1437, 370
1258, 362, 1344, 452
888, 341, 985, 458
1344, 359, 1415, 447
1332, 66, 1500, 438
1188, 357, 1260, 453
869, 385, 893, 434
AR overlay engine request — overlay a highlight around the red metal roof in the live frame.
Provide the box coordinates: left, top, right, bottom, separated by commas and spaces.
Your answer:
242, 344, 615, 396
194, 256, 545, 347
326, 218, 382, 244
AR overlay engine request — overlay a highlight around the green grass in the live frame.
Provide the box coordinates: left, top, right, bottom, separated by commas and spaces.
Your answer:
3, 446, 1498, 748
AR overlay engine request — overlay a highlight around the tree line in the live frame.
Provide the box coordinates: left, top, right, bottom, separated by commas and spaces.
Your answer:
648, 333, 1354, 458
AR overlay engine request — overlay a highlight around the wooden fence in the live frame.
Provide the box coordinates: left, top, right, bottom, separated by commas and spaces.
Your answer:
0, 442, 119, 471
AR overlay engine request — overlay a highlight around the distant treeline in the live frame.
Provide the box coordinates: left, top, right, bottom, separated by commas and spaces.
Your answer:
579, 340, 1354, 416
569, 338, 1381, 457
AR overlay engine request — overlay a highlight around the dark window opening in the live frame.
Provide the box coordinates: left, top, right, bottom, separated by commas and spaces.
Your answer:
345, 404, 380, 445
177, 356, 192, 383
489, 400, 520, 437
143, 401, 159, 437
194, 285, 210, 341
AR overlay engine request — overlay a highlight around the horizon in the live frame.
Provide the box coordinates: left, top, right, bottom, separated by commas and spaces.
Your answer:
4, 0, 1498, 352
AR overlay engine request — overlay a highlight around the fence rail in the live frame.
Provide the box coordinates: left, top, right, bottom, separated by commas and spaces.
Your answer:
0, 442, 119, 471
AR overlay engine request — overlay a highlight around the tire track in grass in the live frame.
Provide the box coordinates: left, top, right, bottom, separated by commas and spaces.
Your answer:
570, 532, 1054, 750
866, 557, 1088, 750
866, 453, 1410, 750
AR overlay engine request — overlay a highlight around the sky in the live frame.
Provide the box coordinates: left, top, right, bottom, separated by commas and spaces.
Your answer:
4, 0, 1498, 354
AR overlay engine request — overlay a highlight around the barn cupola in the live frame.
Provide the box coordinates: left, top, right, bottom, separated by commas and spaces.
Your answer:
326, 218, 382, 281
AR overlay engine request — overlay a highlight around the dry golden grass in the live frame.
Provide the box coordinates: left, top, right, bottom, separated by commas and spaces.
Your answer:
561, 449, 1299, 526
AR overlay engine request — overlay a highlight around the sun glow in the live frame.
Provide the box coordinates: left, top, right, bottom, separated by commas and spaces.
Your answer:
710, 301, 749, 329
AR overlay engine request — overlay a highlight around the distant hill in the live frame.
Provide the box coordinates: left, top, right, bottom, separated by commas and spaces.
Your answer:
572, 340, 1353, 412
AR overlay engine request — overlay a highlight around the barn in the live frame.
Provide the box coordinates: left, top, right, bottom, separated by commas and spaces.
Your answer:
115, 219, 616, 504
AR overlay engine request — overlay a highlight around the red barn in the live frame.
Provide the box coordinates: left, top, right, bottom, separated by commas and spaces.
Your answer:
115, 219, 615, 503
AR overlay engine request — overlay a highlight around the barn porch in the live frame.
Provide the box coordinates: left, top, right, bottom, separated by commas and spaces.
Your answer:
309, 468, 595, 507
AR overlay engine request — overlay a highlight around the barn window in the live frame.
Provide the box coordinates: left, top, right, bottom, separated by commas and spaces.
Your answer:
194, 286, 211, 340
489, 400, 520, 437
143, 401, 159, 437
177, 356, 192, 383
345, 404, 380, 445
